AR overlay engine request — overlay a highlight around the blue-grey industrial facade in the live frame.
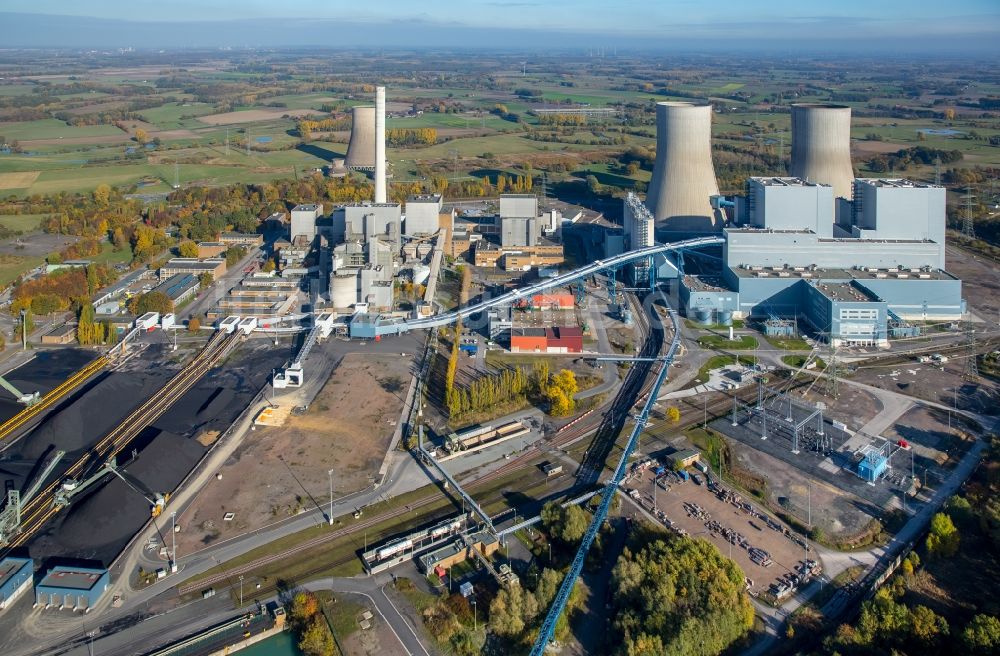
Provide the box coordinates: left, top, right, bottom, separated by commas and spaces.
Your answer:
676, 177, 963, 346
35, 565, 109, 612
0, 556, 33, 610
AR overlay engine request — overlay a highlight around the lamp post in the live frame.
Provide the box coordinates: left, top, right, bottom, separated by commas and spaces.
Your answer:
239, 575, 244, 608
170, 512, 177, 573
328, 468, 336, 526
472, 598, 477, 632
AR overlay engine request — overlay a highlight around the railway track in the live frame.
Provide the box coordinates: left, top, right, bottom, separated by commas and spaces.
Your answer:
0, 355, 109, 443
3, 331, 242, 552
178, 464, 569, 596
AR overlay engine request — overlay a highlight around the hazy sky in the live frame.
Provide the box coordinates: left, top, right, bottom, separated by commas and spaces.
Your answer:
1, 0, 998, 52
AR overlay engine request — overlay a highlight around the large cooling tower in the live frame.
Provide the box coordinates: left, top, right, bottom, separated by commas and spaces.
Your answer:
375, 86, 387, 204
344, 106, 376, 170
645, 102, 720, 232
790, 104, 855, 200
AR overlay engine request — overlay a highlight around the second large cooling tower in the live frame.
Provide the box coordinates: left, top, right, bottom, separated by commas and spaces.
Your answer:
344, 106, 376, 170
646, 102, 720, 232
790, 104, 855, 199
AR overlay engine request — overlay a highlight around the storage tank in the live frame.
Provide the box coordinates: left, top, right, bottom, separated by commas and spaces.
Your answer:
645, 102, 720, 233
694, 308, 713, 325
790, 104, 855, 200
344, 107, 376, 170
330, 271, 358, 308
718, 310, 733, 327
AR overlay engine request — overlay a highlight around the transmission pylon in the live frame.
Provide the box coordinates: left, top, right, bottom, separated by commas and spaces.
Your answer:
824, 348, 840, 399
962, 187, 976, 239
964, 324, 979, 381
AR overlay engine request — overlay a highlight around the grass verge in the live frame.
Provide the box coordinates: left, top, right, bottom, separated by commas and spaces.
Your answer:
697, 334, 759, 350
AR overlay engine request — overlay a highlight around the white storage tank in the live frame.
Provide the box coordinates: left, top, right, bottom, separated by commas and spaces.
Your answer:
330, 271, 358, 309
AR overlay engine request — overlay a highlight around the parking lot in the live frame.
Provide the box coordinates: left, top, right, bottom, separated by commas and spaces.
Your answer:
622, 459, 820, 599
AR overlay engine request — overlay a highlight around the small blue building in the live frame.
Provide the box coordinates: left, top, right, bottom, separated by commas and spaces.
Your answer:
0, 556, 33, 611
35, 566, 109, 612
857, 446, 889, 483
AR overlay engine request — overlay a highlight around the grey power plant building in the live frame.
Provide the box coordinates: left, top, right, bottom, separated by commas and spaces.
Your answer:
790, 104, 856, 201
645, 102, 721, 233
345, 106, 376, 170
674, 176, 962, 347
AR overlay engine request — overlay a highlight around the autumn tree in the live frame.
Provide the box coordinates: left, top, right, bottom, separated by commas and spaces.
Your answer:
188, 317, 201, 331
926, 512, 960, 557
128, 291, 173, 316
667, 406, 681, 423
963, 614, 1000, 653
93, 183, 111, 207
541, 501, 590, 546
134, 128, 148, 144
77, 302, 100, 345
178, 241, 199, 258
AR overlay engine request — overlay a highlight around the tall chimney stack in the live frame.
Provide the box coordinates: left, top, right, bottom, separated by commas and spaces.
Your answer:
375, 86, 387, 203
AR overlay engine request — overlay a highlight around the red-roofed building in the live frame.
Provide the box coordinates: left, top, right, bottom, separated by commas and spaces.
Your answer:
527, 293, 574, 310
545, 327, 583, 353
510, 327, 548, 352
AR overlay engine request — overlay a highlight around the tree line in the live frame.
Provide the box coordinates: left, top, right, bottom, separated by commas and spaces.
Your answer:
386, 128, 438, 147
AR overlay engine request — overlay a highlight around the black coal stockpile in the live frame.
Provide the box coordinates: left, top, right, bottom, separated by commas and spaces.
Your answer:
15, 370, 172, 461
0, 349, 96, 425
40, 430, 204, 564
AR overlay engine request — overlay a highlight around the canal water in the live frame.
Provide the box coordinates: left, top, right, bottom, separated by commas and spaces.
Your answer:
239, 630, 304, 656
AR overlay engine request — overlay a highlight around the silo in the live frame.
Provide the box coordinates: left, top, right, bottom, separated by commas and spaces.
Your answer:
344, 107, 376, 170
790, 104, 855, 200
645, 102, 720, 233
330, 271, 359, 308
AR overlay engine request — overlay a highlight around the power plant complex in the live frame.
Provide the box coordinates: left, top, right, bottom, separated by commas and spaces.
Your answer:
625, 100, 963, 347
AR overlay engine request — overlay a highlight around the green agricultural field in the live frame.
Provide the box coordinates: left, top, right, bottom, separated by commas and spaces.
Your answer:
0, 214, 49, 233
0, 119, 124, 141
0, 84, 38, 97
136, 103, 217, 129
90, 241, 134, 267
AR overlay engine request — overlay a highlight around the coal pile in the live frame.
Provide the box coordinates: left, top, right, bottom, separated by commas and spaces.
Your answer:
0, 349, 96, 425
43, 430, 204, 563
24, 342, 288, 565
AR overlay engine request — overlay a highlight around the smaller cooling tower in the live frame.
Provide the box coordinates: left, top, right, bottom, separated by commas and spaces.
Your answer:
790, 104, 855, 200
645, 102, 721, 233
344, 106, 376, 170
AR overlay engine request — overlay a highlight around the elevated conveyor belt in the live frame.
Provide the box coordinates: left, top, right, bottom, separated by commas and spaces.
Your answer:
403, 237, 723, 330
530, 309, 683, 655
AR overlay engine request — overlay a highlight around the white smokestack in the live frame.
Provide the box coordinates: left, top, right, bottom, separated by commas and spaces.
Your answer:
375, 86, 386, 203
